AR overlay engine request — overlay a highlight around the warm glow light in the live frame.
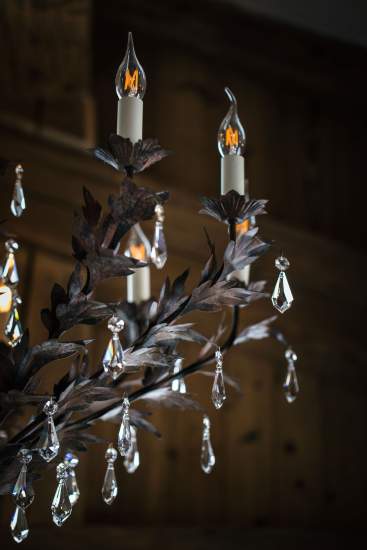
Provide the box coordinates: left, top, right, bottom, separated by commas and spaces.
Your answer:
0, 284, 12, 313
218, 87, 245, 157
129, 243, 146, 261
116, 32, 147, 99
236, 219, 250, 235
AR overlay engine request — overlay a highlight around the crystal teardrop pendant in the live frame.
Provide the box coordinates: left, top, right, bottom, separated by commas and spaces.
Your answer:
2, 239, 20, 285
5, 303, 23, 347
51, 463, 72, 527
102, 445, 118, 505
10, 165, 26, 218
10, 505, 29, 544
123, 426, 140, 474
64, 453, 80, 506
283, 349, 299, 403
12, 465, 34, 509
211, 350, 226, 409
39, 399, 60, 462
271, 256, 293, 314
151, 221, 167, 269
118, 397, 132, 457
201, 415, 215, 474
102, 336, 125, 380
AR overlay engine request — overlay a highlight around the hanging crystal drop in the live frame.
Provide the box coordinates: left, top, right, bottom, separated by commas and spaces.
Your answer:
51, 463, 72, 527
64, 453, 80, 506
5, 293, 23, 347
10, 165, 26, 218
102, 444, 118, 505
171, 358, 187, 394
124, 426, 140, 474
2, 239, 20, 285
283, 348, 299, 403
201, 415, 215, 474
39, 399, 60, 462
10, 505, 29, 544
118, 397, 132, 457
211, 350, 226, 409
271, 255, 293, 313
103, 316, 126, 380
151, 204, 167, 269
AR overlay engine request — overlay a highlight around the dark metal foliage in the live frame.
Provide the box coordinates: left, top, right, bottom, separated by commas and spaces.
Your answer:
0, 141, 286, 495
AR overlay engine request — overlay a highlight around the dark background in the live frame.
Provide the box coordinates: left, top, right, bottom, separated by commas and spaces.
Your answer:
1, 1, 367, 548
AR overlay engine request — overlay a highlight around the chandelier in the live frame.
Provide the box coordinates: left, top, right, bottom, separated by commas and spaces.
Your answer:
0, 32, 297, 543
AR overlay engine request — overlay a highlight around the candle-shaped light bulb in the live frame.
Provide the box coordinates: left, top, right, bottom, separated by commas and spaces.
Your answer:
217, 87, 245, 157
125, 224, 151, 261
115, 32, 147, 100
125, 225, 151, 304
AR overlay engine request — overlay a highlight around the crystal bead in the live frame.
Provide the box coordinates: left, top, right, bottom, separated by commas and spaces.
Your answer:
39, 417, 60, 462
271, 271, 293, 314
107, 315, 125, 333
105, 444, 118, 463
123, 427, 140, 474
102, 335, 125, 379
10, 505, 29, 543
11, 181, 26, 218
2, 251, 19, 285
201, 416, 215, 474
43, 398, 58, 416
283, 367, 299, 403
151, 221, 167, 269
211, 367, 226, 409
5, 305, 23, 347
12, 465, 34, 509
17, 449, 32, 465
64, 452, 79, 468
51, 463, 72, 527
275, 255, 290, 271
102, 464, 118, 505
5, 238, 19, 253
285, 349, 297, 362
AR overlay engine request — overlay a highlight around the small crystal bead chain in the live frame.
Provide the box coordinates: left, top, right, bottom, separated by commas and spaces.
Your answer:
211, 348, 226, 409
10, 449, 34, 544
1, 239, 24, 347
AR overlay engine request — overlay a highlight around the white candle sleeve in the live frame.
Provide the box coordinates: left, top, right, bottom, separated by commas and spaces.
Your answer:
117, 97, 143, 143
230, 265, 251, 286
221, 155, 245, 195
127, 265, 151, 304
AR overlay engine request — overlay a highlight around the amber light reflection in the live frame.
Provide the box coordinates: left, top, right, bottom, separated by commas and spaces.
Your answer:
0, 284, 12, 313
130, 243, 146, 261
236, 219, 250, 235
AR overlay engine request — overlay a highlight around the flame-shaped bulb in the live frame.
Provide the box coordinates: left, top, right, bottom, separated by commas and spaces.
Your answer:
125, 224, 151, 261
217, 87, 245, 157
115, 32, 147, 99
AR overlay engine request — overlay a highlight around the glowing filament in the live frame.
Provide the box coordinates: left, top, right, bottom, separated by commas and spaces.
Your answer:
225, 127, 239, 148
124, 68, 139, 94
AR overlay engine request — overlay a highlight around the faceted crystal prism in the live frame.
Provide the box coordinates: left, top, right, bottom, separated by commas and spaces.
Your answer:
271, 271, 293, 314
11, 181, 26, 218
201, 416, 215, 474
118, 398, 132, 456
10, 505, 29, 543
151, 221, 167, 269
102, 445, 118, 505
211, 367, 226, 409
102, 336, 125, 380
12, 465, 34, 509
39, 417, 59, 462
2, 243, 20, 285
124, 427, 140, 474
51, 464, 72, 527
5, 306, 23, 347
